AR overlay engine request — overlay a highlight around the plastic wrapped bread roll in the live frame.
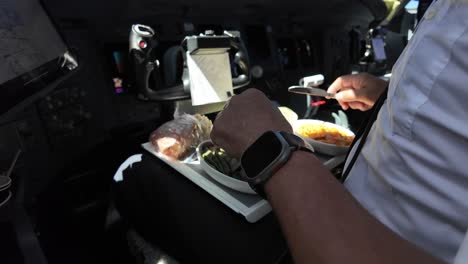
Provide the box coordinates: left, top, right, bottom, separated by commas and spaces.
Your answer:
149, 114, 213, 160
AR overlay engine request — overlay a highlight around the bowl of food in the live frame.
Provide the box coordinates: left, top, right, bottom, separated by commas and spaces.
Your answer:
196, 141, 256, 195
292, 119, 355, 156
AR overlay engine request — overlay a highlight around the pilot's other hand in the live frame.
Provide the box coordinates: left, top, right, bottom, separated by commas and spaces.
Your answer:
327, 73, 388, 111
211, 88, 292, 159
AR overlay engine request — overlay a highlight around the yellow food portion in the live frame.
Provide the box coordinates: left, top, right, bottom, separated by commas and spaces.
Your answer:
297, 124, 355, 147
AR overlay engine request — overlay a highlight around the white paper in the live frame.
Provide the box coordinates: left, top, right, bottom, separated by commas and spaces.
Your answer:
187, 51, 233, 106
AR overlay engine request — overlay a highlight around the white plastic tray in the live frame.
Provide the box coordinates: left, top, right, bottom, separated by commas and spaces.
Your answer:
142, 142, 345, 223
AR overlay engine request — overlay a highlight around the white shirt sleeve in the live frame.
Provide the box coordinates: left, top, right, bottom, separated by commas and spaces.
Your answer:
454, 230, 468, 264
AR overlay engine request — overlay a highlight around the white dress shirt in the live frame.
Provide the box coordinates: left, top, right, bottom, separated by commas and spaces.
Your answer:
455, 231, 468, 264
345, 0, 468, 262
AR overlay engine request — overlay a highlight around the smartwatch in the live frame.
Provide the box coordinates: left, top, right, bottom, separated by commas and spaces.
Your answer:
240, 131, 314, 198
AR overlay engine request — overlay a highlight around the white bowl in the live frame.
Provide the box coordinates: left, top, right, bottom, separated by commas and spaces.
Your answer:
196, 141, 256, 195
292, 119, 355, 156
278, 106, 298, 124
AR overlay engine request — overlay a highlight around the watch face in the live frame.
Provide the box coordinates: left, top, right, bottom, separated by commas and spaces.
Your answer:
241, 131, 283, 178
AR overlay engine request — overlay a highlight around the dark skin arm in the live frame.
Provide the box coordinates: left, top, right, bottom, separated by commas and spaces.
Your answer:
265, 151, 441, 264
327, 73, 388, 111
211, 88, 442, 264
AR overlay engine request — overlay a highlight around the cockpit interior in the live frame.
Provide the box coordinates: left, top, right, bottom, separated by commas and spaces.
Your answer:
0, 0, 419, 263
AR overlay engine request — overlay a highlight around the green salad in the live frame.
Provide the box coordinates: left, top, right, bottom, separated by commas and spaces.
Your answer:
201, 146, 243, 180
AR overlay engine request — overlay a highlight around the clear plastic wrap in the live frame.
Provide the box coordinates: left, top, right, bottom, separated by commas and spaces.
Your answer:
149, 114, 212, 160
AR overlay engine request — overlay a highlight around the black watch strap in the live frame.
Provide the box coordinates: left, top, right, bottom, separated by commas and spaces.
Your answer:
279, 131, 314, 154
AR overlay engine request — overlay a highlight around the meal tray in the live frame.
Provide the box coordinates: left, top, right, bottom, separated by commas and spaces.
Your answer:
142, 142, 345, 223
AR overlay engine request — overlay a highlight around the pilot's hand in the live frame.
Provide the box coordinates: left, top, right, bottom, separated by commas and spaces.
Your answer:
211, 88, 292, 158
327, 73, 388, 111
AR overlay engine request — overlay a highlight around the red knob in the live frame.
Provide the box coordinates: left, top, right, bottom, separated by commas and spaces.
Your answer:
139, 40, 147, 49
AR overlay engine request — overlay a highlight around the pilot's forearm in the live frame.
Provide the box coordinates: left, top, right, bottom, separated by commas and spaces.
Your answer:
264, 151, 442, 264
